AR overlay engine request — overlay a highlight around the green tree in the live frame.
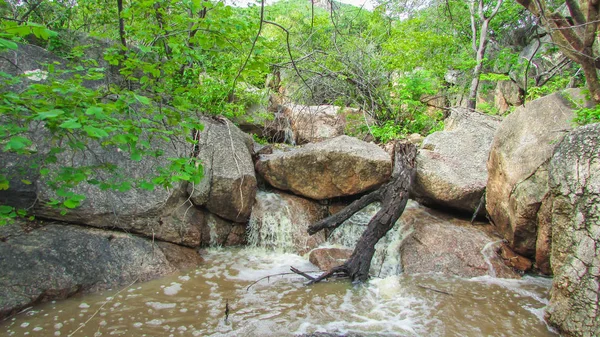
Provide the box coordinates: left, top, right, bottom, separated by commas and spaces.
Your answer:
516, 0, 600, 103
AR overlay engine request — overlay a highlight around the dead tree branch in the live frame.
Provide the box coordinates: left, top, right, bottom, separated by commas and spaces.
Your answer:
306, 142, 417, 283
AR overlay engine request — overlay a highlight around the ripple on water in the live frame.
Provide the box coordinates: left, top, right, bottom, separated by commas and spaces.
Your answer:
0, 248, 558, 337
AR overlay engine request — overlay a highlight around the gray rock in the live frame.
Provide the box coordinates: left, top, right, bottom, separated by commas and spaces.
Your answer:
400, 201, 520, 279
0, 41, 113, 91
486, 89, 590, 263
281, 104, 373, 144
256, 136, 391, 200
0, 221, 202, 319
412, 108, 501, 214
201, 211, 247, 247
0, 113, 203, 246
546, 123, 600, 337
187, 116, 257, 222
31, 123, 202, 246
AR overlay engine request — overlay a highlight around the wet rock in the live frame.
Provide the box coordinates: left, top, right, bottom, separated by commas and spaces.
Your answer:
0, 221, 202, 320
546, 123, 600, 337
200, 211, 247, 247
498, 243, 533, 272
248, 190, 327, 255
187, 116, 257, 222
256, 136, 392, 200
412, 108, 501, 214
226, 224, 248, 246
400, 203, 520, 279
309, 247, 353, 271
486, 89, 591, 260
156, 242, 204, 270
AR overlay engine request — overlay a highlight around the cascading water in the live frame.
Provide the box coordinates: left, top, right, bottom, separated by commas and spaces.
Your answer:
481, 240, 504, 278
247, 191, 295, 251
0, 192, 558, 336
327, 201, 416, 278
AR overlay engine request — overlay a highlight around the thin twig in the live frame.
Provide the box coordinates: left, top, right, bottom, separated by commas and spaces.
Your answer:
246, 270, 322, 291
290, 266, 316, 281
417, 285, 453, 296
230, 0, 265, 100
70, 277, 140, 337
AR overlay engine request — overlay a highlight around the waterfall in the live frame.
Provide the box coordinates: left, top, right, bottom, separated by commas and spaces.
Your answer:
247, 191, 296, 252
328, 200, 416, 278
480, 240, 503, 278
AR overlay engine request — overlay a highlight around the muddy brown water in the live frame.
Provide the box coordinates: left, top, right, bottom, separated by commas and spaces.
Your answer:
1, 248, 558, 337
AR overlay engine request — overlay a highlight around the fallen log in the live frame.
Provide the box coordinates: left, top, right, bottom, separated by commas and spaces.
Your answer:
305, 142, 417, 283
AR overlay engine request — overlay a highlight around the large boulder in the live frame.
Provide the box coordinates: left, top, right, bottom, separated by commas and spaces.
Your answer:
324, 199, 518, 278
412, 108, 501, 214
281, 104, 372, 144
486, 89, 590, 267
187, 116, 257, 222
0, 118, 204, 247
546, 123, 600, 337
256, 136, 392, 200
247, 190, 327, 255
0, 221, 202, 319
400, 201, 520, 279
0, 41, 118, 92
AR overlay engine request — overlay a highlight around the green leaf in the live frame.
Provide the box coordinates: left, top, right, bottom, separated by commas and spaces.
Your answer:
131, 151, 142, 161
116, 181, 132, 192
139, 181, 155, 191
36, 109, 65, 120
20, 179, 31, 185
0, 205, 13, 214
59, 119, 82, 129
0, 38, 18, 50
134, 94, 151, 105
63, 199, 80, 209
83, 125, 109, 138
4, 136, 32, 151
85, 106, 104, 117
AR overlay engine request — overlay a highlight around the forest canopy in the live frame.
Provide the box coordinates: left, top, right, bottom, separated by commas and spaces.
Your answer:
0, 0, 596, 224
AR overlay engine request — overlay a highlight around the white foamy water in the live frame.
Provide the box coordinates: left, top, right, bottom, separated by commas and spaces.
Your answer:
163, 282, 182, 296
247, 191, 298, 252
0, 248, 557, 337
328, 201, 418, 278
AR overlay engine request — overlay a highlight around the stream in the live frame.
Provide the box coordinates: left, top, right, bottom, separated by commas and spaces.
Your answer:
1, 247, 557, 337
0, 193, 559, 336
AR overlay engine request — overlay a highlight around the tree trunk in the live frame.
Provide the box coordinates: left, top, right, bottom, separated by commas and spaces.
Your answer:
467, 0, 503, 110
305, 142, 416, 283
516, 0, 600, 104
117, 0, 126, 48
581, 57, 600, 103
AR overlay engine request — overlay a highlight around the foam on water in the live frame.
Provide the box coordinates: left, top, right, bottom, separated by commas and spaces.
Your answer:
163, 282, 182, 296
0, 250, 558, 336
146, 302, 177, 310
327, 201, 417, 278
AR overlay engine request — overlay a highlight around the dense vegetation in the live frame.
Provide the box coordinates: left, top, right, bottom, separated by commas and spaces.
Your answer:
0, 0, 597, 224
